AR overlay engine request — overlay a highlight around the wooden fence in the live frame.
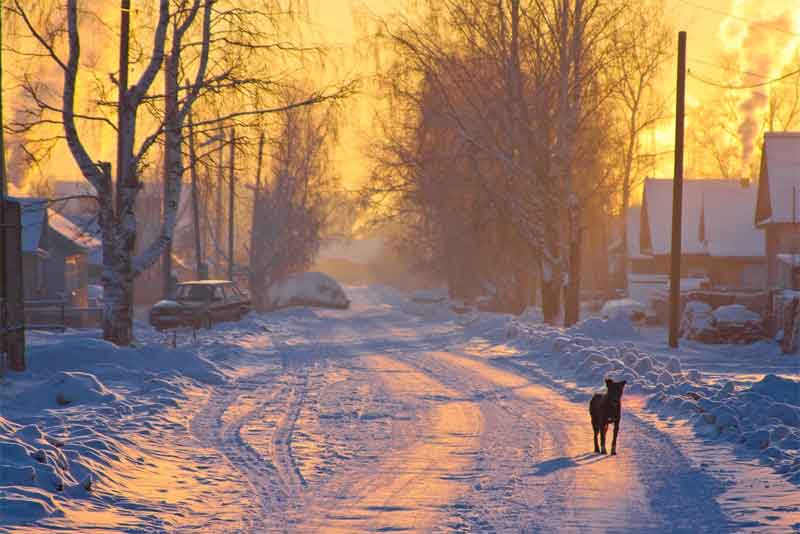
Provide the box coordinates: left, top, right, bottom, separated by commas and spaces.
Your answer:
24, 299, 103, 331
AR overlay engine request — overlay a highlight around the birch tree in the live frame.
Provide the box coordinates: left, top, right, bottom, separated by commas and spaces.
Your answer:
8, 0, 354, 344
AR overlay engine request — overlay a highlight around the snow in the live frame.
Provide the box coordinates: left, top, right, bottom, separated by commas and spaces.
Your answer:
712, 304, 762, 325
265, 271, 350, 310
506, 317, 800, 488
2, 285, 799, 531
599, 298, 646, 321
641, 178, 763, 257
758, 132, 800, 225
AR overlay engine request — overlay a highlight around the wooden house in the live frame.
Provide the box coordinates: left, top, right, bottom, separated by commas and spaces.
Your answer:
626, 178, 766, 307
756, 132, 800, 290
12, 197, 93, 306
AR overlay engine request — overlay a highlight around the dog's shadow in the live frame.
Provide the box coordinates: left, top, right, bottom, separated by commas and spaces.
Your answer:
528, 452, 610, 477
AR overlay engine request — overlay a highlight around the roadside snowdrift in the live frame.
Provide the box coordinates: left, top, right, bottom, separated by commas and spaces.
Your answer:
506, 317, 800, 485
0, 329, 225, 524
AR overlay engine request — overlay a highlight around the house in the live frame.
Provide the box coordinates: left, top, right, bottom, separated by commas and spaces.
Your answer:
756, 132, 800, 289
11, 197, 93, 306
626, 178, 766, 307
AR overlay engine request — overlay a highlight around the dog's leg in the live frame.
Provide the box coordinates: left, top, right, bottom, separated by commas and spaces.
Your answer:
600, 423, 608, 454
592, 422, 600, 453
611, 420, 620, 455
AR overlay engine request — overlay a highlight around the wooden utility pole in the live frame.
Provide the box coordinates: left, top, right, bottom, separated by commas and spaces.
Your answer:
228, 128, 236, 281
249, 133, 266, 296
187, 110, 205, 279
216, 128, 224, 278
668, 31, 687, 349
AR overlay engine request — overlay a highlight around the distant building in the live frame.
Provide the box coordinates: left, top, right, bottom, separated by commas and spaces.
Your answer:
626, 178, 766, 307
11, 197, 94, 306
756, 132, 800, 290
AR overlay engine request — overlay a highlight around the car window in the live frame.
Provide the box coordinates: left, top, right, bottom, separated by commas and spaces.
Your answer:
223, 286, 238, 302
212, 286, 225, 301
178, 285, 213, 301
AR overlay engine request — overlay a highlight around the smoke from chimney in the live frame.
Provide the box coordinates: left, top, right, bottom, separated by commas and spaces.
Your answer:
720, 3, 798, 177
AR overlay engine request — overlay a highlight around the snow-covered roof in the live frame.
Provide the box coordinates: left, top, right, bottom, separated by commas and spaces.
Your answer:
48, 209, 101, 252
9, 196, 47, 253
756, 132, 800, 226
640, 178, 763, 258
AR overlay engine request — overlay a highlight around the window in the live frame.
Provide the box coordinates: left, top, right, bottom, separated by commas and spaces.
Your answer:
213, 286, 225, 301
177, 284, 213, 301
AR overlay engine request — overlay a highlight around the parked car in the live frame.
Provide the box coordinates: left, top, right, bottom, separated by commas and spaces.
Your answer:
148, 280, 251, 331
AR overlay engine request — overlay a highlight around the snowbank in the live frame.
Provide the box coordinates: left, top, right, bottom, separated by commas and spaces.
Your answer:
600, 298, 646, 321
266, 272, 350, 310
506, 320, 800, 485
713, 304, 761, 325
0, 328, 228, 524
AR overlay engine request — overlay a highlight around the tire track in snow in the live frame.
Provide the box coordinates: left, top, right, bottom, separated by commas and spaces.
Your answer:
271, 370, 310, 496
190, 371, 298, 532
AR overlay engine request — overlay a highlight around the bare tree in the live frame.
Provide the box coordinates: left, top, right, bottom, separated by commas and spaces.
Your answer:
248, 96, 341, 310
7, 0, 355, 344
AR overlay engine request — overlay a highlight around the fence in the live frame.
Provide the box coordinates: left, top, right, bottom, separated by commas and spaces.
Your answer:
24, 299, 103, 331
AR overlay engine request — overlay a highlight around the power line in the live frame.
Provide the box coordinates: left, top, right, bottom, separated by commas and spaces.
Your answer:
676, 0, 800, 38
688, 66, 800, 90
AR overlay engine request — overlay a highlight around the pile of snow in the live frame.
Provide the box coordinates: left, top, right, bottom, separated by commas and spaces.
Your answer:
14, 371, 121, 411
265, 272, 350, 310
681, 301, 715, 341
713, 304, 762, 325
682, 302, 765, 345
22, 333, 224, 386
507, 320, 800, 485
567, 315, 640, 340
0, 417, 99, 523
600, 298, 646, 321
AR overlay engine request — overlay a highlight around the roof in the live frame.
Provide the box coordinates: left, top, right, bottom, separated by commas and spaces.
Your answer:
9, 196, 47, 253
756, 132, 800, 225
640, 178, 764, 258
48, 210, 101, 251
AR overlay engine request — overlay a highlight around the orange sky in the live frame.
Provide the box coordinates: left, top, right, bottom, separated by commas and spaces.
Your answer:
6, 0, 800, 192
308, 0, 800, 188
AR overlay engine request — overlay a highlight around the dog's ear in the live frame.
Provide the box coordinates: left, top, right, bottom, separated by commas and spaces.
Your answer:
605, 378, 613, 387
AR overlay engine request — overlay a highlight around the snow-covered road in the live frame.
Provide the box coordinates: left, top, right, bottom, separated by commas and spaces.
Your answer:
177, 287, 755, 533
4, 286, 798, 533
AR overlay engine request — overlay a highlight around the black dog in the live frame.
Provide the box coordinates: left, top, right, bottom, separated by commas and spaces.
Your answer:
589, 378, 626, 455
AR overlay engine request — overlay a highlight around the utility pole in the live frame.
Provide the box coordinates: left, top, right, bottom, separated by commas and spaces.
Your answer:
1, 0, 10, 369
668, 31, 687, 349
216, 127, 224, 278
228, 128, 236, 281
249, 133, 265, 295
187, 110, 206, 279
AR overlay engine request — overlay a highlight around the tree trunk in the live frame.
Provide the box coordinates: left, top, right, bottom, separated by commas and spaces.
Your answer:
162, 52, 180, 298
249, 133, 266, 309
564, 193, 582, 326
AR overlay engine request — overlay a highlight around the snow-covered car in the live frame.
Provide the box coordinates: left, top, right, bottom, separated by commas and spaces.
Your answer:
148, 280, 251, 331
265, 272, 350, 310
